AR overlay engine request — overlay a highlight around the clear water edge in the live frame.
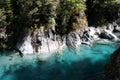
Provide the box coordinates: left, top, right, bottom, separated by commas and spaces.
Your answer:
0, 38, 120, 80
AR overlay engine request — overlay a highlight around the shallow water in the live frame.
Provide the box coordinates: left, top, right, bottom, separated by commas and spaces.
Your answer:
0, 39, 120, 80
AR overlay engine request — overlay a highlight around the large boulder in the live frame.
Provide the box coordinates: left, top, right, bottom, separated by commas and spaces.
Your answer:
81, 25, 120, 45
106, 22, 120, 32
99, 29, 119, 41
104, 48, 120, 80
81, 27, 100, 45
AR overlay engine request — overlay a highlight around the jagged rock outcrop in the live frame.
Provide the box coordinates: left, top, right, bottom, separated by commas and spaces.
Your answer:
99, 23, 120, 41
17, 35, 33, 55
66, 32, 81, 49
81, 27, 100, 45
17, 29, 66, 55
81, 23, 120, 45
113, 22, 120, 32
104, 48, 120, 80
17, 22, 120, 55
100, 29, 119, 41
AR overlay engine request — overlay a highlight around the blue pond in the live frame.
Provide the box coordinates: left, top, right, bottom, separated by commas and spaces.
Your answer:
0, 39, 120, 80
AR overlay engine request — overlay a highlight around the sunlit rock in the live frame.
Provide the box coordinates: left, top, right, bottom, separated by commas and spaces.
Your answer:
66, 32, 81, 49
17, 35, 34, 55
81, 27, 100, 45
17, 30, 66, 55
100, 29, 119, 41
107, 23, 114, 32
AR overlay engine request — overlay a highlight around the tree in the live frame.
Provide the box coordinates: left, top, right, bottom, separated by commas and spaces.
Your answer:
56, 0, 86, 35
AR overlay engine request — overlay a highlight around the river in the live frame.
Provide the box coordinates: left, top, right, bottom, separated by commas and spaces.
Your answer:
0, 33, 120, 80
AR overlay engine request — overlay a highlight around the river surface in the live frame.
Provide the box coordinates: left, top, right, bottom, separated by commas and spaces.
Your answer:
0, 34, 120, 80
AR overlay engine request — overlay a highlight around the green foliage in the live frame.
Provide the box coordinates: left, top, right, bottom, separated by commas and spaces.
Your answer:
116, 0, 120, 4
56, 0, 86, 35
11, 0, 58, 29
60, 0, 86, 17
0, 9, 6, 28
0, 0, 12, 29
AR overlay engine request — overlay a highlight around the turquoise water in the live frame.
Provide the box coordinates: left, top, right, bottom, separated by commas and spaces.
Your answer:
0, 39, 120, 80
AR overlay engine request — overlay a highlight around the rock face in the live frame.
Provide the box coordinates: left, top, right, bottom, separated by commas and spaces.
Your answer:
0, 32, 7, 43
17, 23, 120, 55
0, 28, 7, 49
17, 35, 33, 55
104, 48, 120, 80
81, 23, 120, 45
17, 29, 67, 55
100, 29, 119, 41
81, 27, 100, 45
66, 32, 81, 49
99, 23, 120, 41
17, 29, 84, 55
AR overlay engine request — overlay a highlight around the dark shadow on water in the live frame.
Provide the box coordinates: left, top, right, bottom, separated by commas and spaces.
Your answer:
7, 57, 109, 80
1, 38, 120, 80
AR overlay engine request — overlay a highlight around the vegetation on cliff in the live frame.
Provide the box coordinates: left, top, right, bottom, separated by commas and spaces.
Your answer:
0, 0, 120, 50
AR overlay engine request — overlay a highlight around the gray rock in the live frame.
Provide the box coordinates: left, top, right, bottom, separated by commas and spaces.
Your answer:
107, 23, 114, 32
17, 30, 66, 55
17, 35, 34, 55
66, 32, 81, 49
100, 29, 119, 41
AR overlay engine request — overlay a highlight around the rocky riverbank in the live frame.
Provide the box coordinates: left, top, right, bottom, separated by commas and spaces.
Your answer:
16, 22, 120, 55
0, 0, 120, 56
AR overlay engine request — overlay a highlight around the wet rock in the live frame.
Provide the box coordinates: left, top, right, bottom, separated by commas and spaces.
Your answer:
17, 30, 66, 55
113, 22, 120, 32
106, 22, 120, 32
81, 24, 120, 45
66, 32, 81, 49
100, 29, 119, 41
107, 23, 114, 32
17, 23, 120, 55
81, 27, 100, 45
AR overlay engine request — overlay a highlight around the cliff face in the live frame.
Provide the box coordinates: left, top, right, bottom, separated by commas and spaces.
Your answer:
104, 48, 120, 80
